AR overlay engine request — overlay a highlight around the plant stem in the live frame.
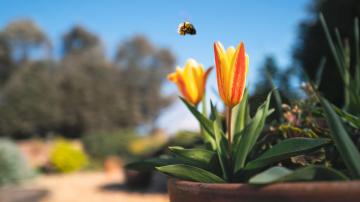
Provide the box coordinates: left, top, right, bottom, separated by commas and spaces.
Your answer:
226, 106, 233, 154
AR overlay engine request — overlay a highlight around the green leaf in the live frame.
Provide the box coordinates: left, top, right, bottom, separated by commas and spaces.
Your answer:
156, 164, 225, 183
125, 157, 181, 172
232, 130, 245, 149
249, 166, 348, 184
180, 97, 216, 149
168, 146, 219, 173
249, 166, 292, 184
232, 88, 249, 134
319, 13, 345, 79
315, 57, 327, 88
213, 121, 229, 181
180, 97, 214, 136
265, 70, 283, 122
320, 97, 360, 179
233, 91, 272, 173
245, 138, 330, 170
334, 106, 360, 128
354, 17, 360, 91
169, 146, 216, 164
209, 100, 217, 121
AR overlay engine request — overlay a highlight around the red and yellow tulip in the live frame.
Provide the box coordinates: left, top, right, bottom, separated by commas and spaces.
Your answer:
168, 59, 213, 106
214, 41, 249, 108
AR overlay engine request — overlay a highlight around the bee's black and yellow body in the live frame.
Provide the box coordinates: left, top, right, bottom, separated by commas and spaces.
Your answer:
178, 21, 196, 36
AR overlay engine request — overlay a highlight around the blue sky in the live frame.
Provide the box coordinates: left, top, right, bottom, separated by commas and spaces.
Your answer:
0, 0, 310, 134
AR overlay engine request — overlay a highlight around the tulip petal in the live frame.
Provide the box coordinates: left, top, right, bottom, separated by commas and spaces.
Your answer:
167, 72, 178, 82
214, 42, 227, 102
230, 42, 247, 105
176, 73, 192, 104
183, 62, 198, 102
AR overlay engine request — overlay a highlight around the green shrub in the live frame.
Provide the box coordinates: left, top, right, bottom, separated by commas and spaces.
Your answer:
50, 139, 88, 173
0, 139, 33, 185
128, 133, 168, 157
169, 130, 202, 148
82, 129, 138, 161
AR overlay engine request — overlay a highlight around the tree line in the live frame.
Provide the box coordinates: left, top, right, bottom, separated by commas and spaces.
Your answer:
0, 20, 175, 139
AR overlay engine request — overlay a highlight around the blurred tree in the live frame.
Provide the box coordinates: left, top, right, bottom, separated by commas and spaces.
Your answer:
55, 64, 130, 137
293, 0, 360, 106
115, 36, 175, 128
0, 21, 175, 138
0, 32, 13, 84
62, 25, 105, 66
251, 56, 298, 120
3, 20, 50, 63
0, 62, 61, 138
56, 26, 119, 136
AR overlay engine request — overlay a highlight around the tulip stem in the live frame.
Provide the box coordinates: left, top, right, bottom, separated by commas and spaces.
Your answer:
226, 106, 233, 155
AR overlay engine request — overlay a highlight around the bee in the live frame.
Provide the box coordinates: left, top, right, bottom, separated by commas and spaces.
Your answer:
177, 21, 196, 36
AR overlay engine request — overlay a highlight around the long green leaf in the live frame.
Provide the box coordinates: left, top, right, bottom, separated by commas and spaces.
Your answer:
245, 138, 330, 170
249, 166, 292, 184
156, 164, 225, 183
180, 97, 214, 136
265, 70, 283, 122
169, 146, 216, 164
233, 91, 272, 173
200, 94, 216, 149
315, 57, 327, 88
320, 97, 360, 179
249, 166, 348, 184
209, 100, 217, 121
334, 105, 360, 128
213, 121, 229, 181
125, 157, 181, 172
334, 28, 346, 63
247, 92, 273, 151
168, 146, 219, 173
347, 85, 360, 114
180, 97, 216, 149
232, 88, 249, 134
319, 13, 344, 79
354, 17, 360, 90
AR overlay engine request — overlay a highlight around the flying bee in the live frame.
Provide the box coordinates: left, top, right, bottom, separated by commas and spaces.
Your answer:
177, 21, 196, 36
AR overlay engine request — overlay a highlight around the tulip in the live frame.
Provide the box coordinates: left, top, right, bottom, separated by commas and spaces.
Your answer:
214, 41, 249, 108
168, 58, 213, 106
214, 41, 249, 152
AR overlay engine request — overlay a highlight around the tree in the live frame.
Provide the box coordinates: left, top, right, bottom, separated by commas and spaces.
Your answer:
55, 64, 129, 137
62, 25, 104, 66
0, 21, 175, 138
0, 32, 13, 84
115, 36, 175, 128
0, 62, 61, 138
293, 0, 360, 106
3, 20, 50, 63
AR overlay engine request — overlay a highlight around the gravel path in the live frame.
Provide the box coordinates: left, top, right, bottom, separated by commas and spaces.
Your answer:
30, 171, 168, 202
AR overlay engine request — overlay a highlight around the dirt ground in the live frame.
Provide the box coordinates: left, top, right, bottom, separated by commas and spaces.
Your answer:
28, 171, 169, 202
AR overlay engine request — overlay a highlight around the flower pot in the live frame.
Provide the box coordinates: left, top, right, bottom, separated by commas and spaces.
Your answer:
168, 178, 360, 202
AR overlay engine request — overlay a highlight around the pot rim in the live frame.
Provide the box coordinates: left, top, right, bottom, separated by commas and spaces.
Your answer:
168, 178, 360, 202
169, 178, 360, 189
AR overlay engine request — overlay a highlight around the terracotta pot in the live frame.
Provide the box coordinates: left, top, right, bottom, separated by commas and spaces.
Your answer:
168, 178, 360, 202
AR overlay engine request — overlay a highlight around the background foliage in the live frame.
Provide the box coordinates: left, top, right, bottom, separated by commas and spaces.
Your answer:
0, 20, 175, 138
0, 139, 33, 185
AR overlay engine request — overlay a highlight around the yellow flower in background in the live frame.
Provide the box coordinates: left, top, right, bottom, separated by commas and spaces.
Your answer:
168, 59, 213, 105
214, 41, 249, 108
